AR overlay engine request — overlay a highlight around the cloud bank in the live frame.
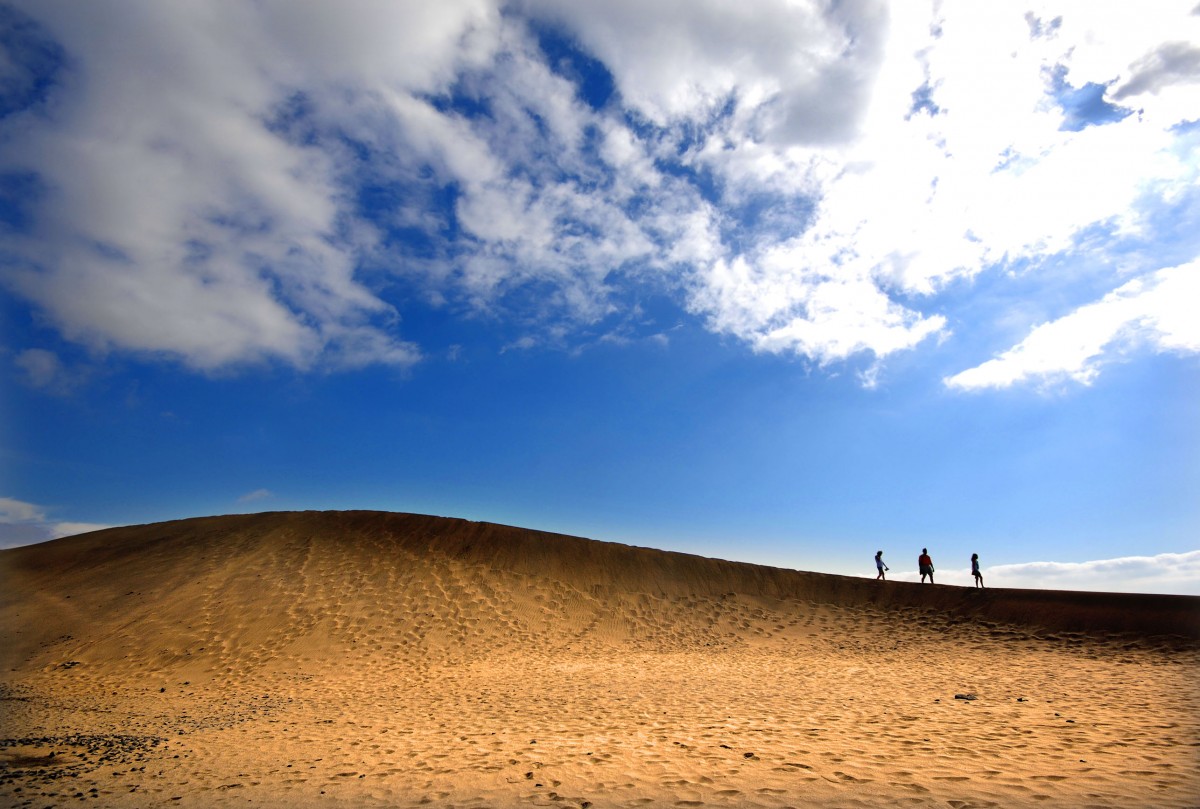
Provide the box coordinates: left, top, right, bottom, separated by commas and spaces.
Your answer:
1, 1, 1197, 383
890, 550, 1200, 596
985, 550, 1200, 596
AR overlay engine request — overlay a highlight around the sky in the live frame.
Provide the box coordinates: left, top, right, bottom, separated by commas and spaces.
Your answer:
1, 1, 1198, 594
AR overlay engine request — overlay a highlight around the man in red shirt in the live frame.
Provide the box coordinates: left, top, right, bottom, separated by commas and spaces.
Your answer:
918, 548, 935, 584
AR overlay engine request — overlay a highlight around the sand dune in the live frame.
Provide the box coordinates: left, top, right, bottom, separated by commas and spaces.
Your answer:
2, 510, 1198, 808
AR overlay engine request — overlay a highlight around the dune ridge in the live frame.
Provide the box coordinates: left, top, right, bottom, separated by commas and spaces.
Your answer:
2, 510, 1198, 808
4, 511, 1195, 656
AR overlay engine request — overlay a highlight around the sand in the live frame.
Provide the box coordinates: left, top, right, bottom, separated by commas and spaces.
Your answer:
2, 511, 1198, 808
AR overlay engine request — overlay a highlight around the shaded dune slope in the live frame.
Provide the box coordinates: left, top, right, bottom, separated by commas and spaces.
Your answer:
2, 510, 1197, 678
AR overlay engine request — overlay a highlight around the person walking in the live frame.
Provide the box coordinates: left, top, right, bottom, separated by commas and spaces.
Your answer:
971, 553, 984, 588
875, 551, 889, 580
918, 548, 935, 584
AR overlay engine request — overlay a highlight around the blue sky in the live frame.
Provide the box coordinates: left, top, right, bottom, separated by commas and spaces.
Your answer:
2, 1, 1199, 594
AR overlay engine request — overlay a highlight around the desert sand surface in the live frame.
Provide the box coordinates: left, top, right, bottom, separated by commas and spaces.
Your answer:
2, 511, 1198, 809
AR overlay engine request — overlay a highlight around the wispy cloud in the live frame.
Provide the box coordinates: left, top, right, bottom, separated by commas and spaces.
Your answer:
0, 497, 43, 523
945, 261, 1200, 390
0, 496, 110, 549
238, 489, 274, 504
13, 348, 79, 394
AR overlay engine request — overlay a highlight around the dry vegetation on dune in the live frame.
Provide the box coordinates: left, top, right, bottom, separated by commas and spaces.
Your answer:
2, 511, 1199, 809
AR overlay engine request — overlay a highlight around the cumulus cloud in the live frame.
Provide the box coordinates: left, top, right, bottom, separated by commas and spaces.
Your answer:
1, 0, 447, 371
517, 0, 887, 145
944, 261, 1200, 390
0, 496, 109, 549
674, 1, 1199, 367
1, 1, 1198, 382
690, 251, 947, 365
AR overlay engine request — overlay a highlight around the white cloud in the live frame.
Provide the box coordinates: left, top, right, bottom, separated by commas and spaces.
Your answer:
683, 2, 1200, 369
0, 496, 44, 523
1, 0, 455, 372
518, 0, 887, 145
945, 260, 1200, 390
888, 550, 1200, 595
0, 496, 110, 549
238, 489, 273, 503
1, 1, 1198, 381
690, 252, 947, 364
49, 522, 110, 539
986, 550, 1200, 596
13, 348, 63, 389
11, 348, 93, 395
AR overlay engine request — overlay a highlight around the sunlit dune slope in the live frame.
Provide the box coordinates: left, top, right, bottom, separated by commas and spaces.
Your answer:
1, 510, 1196, 678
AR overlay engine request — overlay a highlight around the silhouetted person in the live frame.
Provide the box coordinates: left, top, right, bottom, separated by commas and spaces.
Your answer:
918, 548, 934, 583
875, 551, 889, 580
972, 553, 983, 588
